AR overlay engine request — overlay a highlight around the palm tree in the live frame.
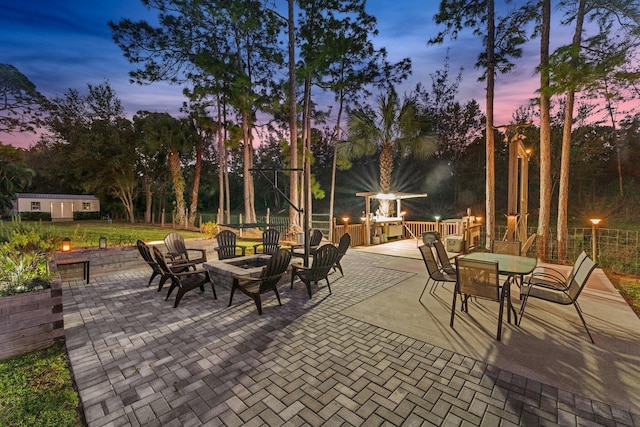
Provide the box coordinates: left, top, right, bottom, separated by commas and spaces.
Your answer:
340, 88, 438, 216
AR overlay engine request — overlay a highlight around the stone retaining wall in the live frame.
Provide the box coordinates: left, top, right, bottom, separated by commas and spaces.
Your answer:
53, 238, 216, 282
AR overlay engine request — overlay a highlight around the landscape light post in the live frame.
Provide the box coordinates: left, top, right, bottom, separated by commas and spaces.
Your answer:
590, 218, 601, 262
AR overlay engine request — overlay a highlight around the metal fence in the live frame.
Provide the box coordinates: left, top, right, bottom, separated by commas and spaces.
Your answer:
494, 226, 640, 274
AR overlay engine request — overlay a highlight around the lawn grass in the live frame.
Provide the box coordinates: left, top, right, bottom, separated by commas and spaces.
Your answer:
0, 343, 83, 426
1, 219, 203, 249
606, 271, 640, 318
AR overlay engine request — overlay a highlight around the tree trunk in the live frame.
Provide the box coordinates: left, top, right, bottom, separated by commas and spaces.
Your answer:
329, 85, 345, 242
485, 0, 496, 250
188, 138, 203, 227
216, 92, 225, 225
242, 110, 256, 223
167, 148, 185, 225
288, 0, 299, 232
557, 0, 586, 263
378, 141, 394, 217
144, 178, 152, 224
539, 0, 552, 262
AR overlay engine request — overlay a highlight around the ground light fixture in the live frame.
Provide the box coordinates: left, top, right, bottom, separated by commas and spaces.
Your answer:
590, 218, 601, 261
62, 237, 71, 252
99, 236, 107, 249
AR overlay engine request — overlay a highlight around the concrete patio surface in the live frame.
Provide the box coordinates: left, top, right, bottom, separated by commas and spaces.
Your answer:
61, 240, 640, 426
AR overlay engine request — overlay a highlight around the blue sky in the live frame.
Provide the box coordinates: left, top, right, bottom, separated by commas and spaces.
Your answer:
1, 0, 570, 148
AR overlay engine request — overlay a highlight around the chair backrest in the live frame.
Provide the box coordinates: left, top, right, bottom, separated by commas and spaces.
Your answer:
566, 253, 596, 301
422, 231, 440, 246
419, 245, 441, 278
137, 240, 154, 264
521, 233, 537, 255
261, 229, 281, 255
216, 230, 239, 260
433, 240, 454, 271
564, 250, 589, 286
309, 244, 338, 282
455, 257, 500, 301
259, 248, 292, 293
491, 240, 522, 256
309, 229, 323, 246
164, 232, 187, 257
152, 246, 175, 277
336, 233, 351, 256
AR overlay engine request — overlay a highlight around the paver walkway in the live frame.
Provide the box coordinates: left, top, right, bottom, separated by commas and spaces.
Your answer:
62, 250, 640, 426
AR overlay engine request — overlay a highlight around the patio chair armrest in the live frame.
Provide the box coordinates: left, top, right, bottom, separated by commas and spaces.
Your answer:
174, 269, 208, 278
233, 275, 261, 284
526, 272, 567, 290
169, 260, 197, 270
290, 262, 309, 272
529, 266, 566, 281
186, 247, 207, 258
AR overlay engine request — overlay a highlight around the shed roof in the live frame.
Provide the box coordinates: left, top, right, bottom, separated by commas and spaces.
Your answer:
16, 193, 99, 200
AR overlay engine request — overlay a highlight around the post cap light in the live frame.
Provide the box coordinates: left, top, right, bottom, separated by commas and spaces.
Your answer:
434, 215, 441, 221
342, 217, 349, 224
62, 237, 71, 252
590, 218, 601, 226
99, 236, 107, 249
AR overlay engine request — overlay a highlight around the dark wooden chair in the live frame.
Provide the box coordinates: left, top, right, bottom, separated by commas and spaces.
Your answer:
291, 229, 324, 257
253, 228, 281, 255
333, 233, 351, 276
290, 244, 338, 298
228, 248, 292, 315
163, 232, 207, 267
153, 246, 216, 308
136, 240, 190, 291
215, 230, 246, 260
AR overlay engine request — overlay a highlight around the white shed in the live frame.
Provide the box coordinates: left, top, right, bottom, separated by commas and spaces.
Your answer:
15, 193, 100, 221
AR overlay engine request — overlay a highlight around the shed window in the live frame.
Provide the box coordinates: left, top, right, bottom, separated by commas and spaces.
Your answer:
31, 202, 41, 211
82, 202, 91, 211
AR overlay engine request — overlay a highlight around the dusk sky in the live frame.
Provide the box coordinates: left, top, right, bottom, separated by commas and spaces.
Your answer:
1, 0, 575, 149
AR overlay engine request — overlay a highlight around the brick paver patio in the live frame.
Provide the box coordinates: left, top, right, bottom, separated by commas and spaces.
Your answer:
62, 250, 640, 426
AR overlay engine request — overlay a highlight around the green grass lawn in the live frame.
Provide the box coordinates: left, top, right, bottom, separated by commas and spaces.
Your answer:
1, 219, 203, 249
0, 343, 83, 426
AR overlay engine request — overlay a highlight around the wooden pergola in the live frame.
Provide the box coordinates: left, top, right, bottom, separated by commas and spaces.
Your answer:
356, 192, 428, 245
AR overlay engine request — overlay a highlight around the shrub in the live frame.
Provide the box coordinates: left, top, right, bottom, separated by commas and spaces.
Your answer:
18, 212, 52, 221
0, 219, 57, 297
200, 221, 219, 238
73, 211, 101, 220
